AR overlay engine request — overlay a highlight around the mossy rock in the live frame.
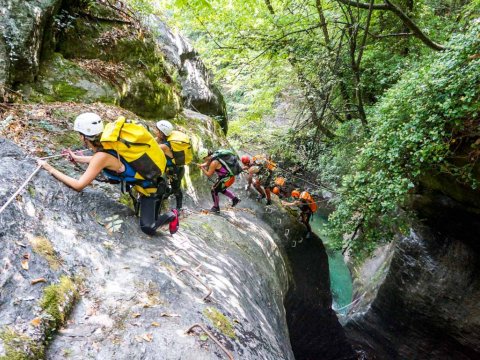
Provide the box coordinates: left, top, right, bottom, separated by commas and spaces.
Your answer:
203, 307, 236, 339
55, 10, 182, 118
30, 236, 62, 270
21, 53, 118, 103
0, 328, 44, 360
40, 276, 79, 331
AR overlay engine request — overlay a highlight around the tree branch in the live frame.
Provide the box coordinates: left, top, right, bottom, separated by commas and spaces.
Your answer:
383, 0, 445, 51
336, 0, 446, 51
336, 0, 389, 10
315, 0, 330, 45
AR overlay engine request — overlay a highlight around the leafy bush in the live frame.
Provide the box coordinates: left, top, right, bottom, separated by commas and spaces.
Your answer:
327, 24, 480, 254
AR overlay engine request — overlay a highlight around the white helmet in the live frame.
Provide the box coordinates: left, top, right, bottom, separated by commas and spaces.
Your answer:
74, 112, 103, 136
156, 120, 173, 136
198, 148, 209, 159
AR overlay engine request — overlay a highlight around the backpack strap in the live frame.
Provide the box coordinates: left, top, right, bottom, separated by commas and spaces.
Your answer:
212, 154, 234, 176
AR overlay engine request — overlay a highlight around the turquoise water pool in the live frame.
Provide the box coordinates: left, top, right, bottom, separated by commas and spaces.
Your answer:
310, 213, 353, 315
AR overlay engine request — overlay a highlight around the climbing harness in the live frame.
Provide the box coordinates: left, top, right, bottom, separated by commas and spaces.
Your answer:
186, 323, 234, 360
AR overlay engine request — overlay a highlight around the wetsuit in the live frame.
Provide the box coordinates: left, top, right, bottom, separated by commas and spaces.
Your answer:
103, 150, 175, 235
299, 201, 313, 233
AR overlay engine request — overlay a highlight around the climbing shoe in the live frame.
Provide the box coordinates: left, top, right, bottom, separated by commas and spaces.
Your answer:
232, 197, 241, 207
209, 206, 220, 213
169, 209, 179, 235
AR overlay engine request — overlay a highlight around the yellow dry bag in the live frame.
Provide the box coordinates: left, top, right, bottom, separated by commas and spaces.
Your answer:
100, 116, 167, 183
167, 130, 193, 166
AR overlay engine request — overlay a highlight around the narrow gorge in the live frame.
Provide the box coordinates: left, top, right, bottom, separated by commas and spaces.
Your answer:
1, 1, 479, 359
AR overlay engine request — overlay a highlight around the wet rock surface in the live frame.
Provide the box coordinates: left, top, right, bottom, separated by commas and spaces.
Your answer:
345, 191, 480, 359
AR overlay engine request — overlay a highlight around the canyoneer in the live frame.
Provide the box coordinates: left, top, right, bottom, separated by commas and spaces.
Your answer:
155, 120, 192, 211
37, 112, 180, 235
198, 148, 241, 213
249, 154, 276, 205
282, 189, 317, 237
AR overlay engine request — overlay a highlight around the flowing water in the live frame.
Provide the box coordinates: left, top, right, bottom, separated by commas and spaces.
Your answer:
310, 213, 353, 315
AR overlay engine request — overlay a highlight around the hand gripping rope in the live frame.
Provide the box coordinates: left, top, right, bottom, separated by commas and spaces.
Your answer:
0, 152, 86, 216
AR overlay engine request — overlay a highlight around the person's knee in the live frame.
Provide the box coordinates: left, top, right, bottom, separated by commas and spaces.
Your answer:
140, 223, 156, 236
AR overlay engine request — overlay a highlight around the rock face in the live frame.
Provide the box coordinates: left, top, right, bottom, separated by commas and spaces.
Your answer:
0, 0, 61, 86
345, 189, 480, 359
1, 1, 227, 130
0, 136, 295, 359
148, 18, 228, 132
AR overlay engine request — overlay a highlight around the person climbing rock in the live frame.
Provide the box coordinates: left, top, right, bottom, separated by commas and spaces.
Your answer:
198, 148, 241, 213
37, 112, 179, 235
241, 155, 254, 191
272, 176, 288, 199
155, 120, 192, 211
282, 189, 317, 236
249, 154, 276, 205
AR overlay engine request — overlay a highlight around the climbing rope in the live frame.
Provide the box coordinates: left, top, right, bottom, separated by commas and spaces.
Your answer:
0, 151, 86, 216
0, 165, 42, 215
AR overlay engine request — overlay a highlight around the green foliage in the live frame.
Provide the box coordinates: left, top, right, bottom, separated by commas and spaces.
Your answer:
326, 24, 480, 253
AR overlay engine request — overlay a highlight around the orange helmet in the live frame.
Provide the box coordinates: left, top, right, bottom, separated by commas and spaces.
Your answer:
272, 187, 280, 195
300, 191, 312, 201
291, 190, 300, 198
241, 155, 251, 165
274, 177, 285, 186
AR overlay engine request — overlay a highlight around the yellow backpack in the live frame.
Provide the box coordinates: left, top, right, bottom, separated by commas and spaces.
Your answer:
100, 117, 166, 194
167, 130, 193, 166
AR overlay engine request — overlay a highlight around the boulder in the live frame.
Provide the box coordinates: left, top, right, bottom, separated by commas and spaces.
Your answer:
345, 190, 480, 359
0, 0, 62, 86
148, 17, 228, 132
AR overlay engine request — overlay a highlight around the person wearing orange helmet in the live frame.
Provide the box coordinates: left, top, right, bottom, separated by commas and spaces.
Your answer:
241, 155, 254, 191
282, 189, 314, 235
248, 154, 276, 205
272, 176, 288, 198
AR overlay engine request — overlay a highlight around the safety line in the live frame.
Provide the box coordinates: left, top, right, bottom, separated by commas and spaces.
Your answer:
0, 165, 42, 215
242, 150, 334, 192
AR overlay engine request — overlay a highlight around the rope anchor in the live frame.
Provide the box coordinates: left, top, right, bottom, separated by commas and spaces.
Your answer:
177, 268, 213, 301
172, 248, 203, 271
186, 323, 234, 360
